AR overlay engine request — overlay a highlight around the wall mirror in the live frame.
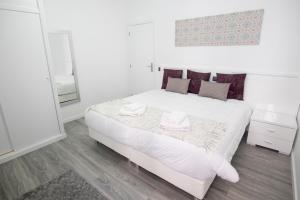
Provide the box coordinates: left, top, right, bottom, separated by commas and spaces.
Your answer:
48, 31, 81, 106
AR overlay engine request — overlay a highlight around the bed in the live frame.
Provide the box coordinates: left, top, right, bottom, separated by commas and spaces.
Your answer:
85, 90, 252, 199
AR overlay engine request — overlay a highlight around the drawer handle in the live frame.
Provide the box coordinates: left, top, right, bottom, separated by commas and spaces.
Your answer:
264, 140, 273, 145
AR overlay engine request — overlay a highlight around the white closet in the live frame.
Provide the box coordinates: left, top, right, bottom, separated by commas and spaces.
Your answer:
0, 0, 64, 163
0, 106, 12, 156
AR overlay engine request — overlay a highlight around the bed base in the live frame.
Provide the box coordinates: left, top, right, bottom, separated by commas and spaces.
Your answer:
89, 128, 214, 200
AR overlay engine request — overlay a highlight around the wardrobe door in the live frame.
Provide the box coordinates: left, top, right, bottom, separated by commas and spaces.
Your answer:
0, 9, 61, 150
0, 104, 12, 155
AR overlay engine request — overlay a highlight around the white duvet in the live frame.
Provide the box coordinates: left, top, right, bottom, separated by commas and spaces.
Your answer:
85, 90, 252, 182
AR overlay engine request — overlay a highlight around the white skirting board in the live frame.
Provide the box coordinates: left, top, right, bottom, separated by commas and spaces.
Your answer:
292, 151, 298, 200
0, 133, 66, 165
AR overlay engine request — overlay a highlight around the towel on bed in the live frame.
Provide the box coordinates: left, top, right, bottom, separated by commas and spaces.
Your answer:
119, 102, 146, 116
160, 111, 190, 131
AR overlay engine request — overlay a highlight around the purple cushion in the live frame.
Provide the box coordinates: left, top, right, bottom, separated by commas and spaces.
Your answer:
216, 73, 247, 100
187, 70, 211, 94
161, 69, 183, 89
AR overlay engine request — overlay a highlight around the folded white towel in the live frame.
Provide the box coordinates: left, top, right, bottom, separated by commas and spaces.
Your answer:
119, 102, 146, 116
123, 102, 145, 112
160, 111, 190, 131
165, 111, 187, 124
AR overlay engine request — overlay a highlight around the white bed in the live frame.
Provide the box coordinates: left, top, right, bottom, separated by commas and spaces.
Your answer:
85, 90, 252, 199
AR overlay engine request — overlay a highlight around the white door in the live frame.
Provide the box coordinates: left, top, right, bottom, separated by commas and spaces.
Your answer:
128, 23, 155, 95
0, 104, 12, 155
0, 9, 61, 150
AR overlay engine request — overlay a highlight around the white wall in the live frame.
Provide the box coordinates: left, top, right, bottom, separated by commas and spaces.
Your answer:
44, 0, 129, 122
127, 0, 300, 74
127, 0, 300, 112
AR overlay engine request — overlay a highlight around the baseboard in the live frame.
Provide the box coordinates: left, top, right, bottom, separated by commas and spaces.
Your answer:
0, 133, 66, 165
63, 113, 84, 123
292, 151, 299, 200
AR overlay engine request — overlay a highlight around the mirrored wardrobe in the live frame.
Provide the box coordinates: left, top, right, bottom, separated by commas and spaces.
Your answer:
48, 31, 81, 106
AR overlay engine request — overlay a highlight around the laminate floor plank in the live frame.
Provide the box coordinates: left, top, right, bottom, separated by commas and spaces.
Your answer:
0, 119, 293, 200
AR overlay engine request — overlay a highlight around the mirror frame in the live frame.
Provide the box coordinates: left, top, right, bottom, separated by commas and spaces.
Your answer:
48, 30, 81, 107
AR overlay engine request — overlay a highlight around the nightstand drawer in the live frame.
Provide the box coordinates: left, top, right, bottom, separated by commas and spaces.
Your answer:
252, 132, 292, 154
250, 121, 296, 142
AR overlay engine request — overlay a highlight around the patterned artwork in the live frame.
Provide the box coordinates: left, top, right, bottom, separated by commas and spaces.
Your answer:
175, 9, 264, 46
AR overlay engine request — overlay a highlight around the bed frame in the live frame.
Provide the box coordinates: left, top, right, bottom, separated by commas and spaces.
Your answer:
89, 128, 214, 200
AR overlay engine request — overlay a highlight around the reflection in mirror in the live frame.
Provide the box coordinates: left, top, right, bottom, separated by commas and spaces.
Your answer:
48, 31, 80, 106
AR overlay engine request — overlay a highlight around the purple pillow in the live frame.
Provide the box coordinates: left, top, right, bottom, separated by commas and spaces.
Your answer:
161, 69, 183, 89
187, 70, 211, 94
216, 73, 247, 100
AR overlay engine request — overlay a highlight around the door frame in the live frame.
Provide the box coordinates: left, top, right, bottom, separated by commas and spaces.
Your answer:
128, 21, 156, 95
37, 0, 65, 134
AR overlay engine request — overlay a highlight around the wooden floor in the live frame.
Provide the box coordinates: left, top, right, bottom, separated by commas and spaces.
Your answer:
0, 119, 293, 200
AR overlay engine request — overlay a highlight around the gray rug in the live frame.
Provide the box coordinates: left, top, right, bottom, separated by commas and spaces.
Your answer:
17, 170, 107, 200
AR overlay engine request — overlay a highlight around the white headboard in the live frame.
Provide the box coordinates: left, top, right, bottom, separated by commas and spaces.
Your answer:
155, 66, 299, 116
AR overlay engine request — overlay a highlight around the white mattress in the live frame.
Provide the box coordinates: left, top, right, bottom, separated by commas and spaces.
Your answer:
55, 75, 76, 95
85, 90, 252, 182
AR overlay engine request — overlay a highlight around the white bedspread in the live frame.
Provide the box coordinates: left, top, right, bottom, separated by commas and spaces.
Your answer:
85, 90, 252, 182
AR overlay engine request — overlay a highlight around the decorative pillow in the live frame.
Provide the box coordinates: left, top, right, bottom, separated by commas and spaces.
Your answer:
199, 81, 230, 101
187, 70, 211, 94
161, 69, 183, 89
165, 78, 190, 94
216, 73, 247, 100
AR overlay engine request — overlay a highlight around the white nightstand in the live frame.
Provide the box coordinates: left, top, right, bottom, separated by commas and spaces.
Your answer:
247, 109, 298, 155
